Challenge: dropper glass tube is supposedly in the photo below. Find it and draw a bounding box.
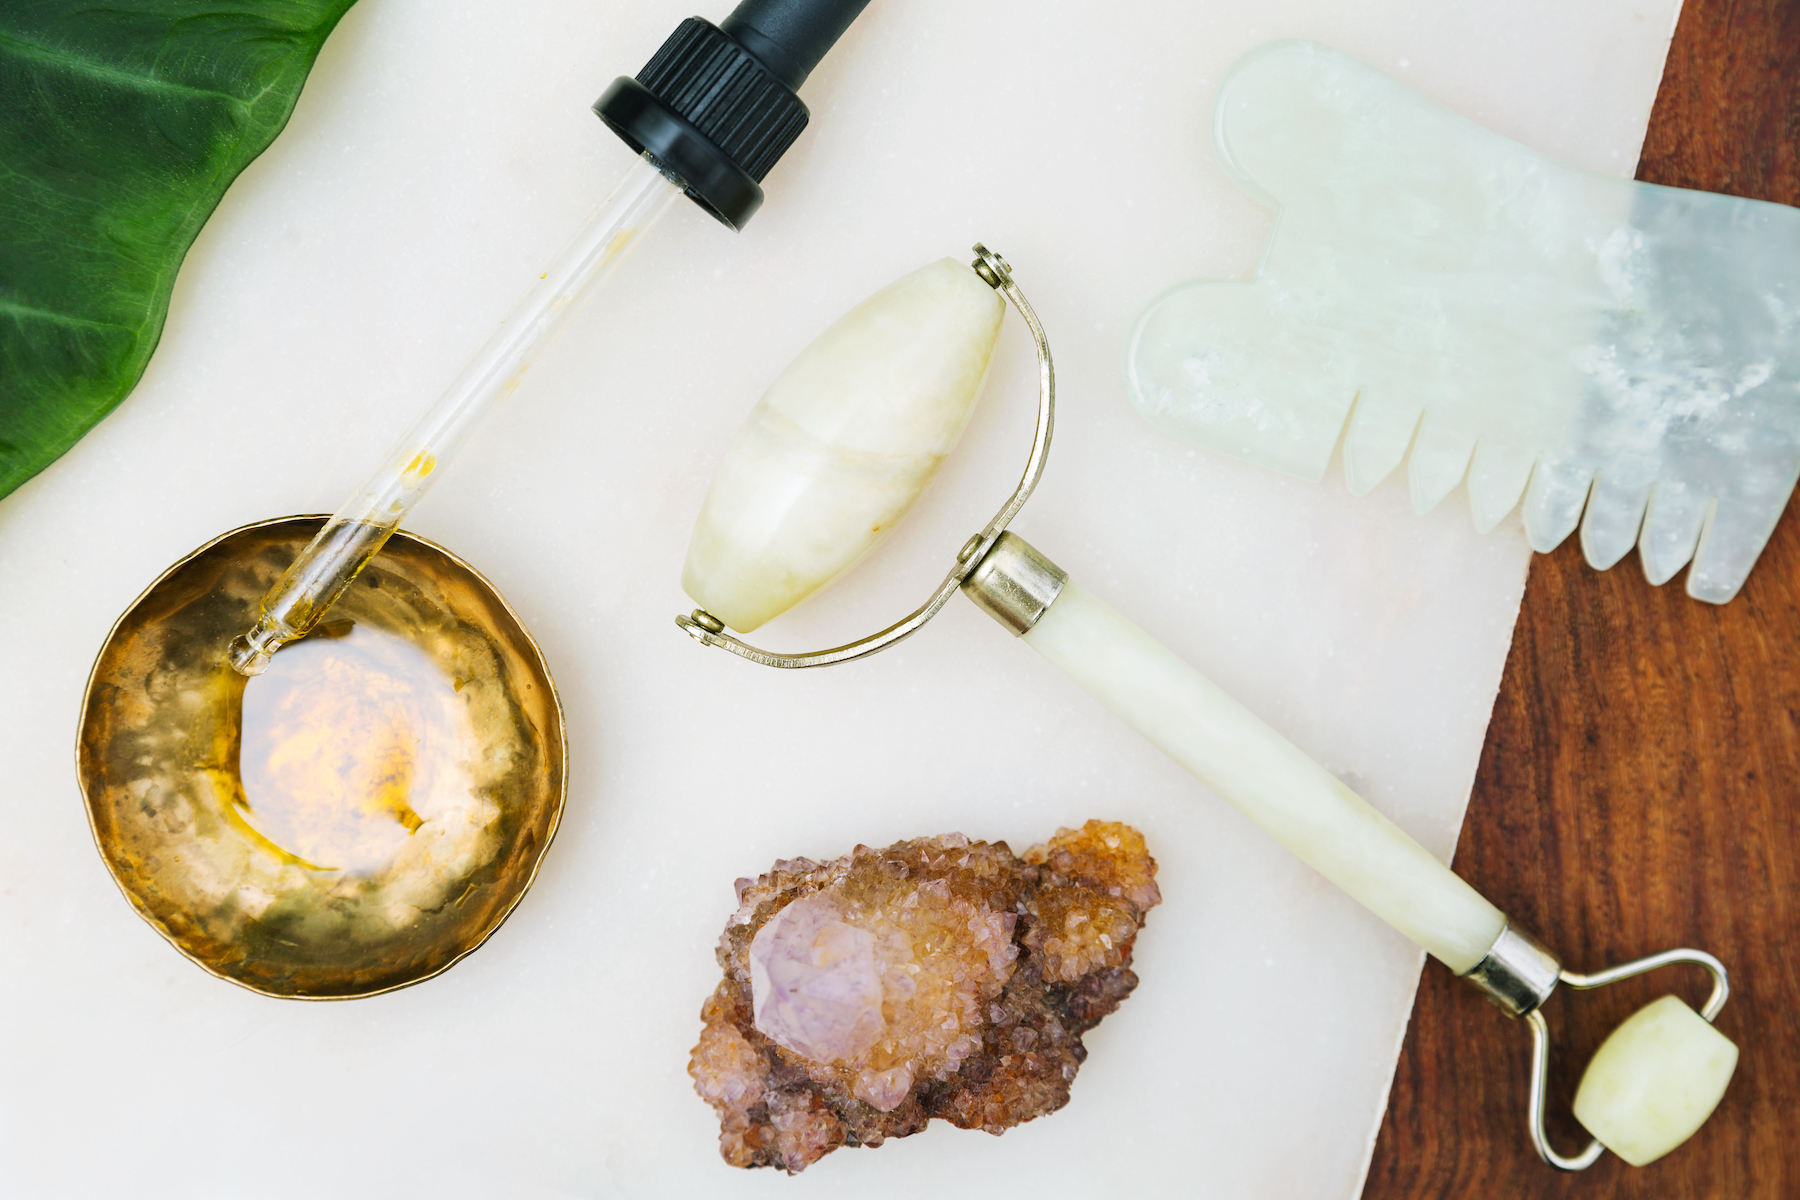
[228,152,684,675]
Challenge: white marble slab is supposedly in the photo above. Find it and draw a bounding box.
[0,1,1677,1196]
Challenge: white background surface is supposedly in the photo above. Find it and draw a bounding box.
[0,1,1677,1196]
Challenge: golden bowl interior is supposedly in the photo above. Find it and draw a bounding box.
[77,517,566,999]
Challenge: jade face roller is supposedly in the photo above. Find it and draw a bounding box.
[676,246,1739,1170]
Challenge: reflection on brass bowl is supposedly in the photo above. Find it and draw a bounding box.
[77,517,566,999]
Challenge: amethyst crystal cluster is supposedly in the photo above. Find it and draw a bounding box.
[689,821,1161,1172]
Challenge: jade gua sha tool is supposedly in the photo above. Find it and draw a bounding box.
[74,0,873,999]
[1126,41,1800,605]
[675,246,1739,1170]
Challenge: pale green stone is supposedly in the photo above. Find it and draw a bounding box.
[683,258,1004,632]
[1572,995,1738,1167]
[1126,40,1800,603]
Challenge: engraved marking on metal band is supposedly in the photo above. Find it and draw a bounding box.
[1460,921,1562,1018]
[961,531,1067,636]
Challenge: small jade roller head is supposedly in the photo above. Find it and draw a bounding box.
[683,257,1006,632]
[1573,994,1738,1167]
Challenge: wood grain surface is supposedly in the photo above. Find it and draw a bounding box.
[1363,1,1800,1195]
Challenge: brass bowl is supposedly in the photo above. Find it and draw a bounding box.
[77,517,566,999]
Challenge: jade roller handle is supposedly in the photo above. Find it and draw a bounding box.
[963,531,1504,972]
[962,530,1738,1170]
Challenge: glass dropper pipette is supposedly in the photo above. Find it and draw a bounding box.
[226,0,874,676]
[228,153,682,674]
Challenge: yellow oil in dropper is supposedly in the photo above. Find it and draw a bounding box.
[203,155,679,880]
[228,153,684,675]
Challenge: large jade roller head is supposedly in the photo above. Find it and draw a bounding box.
[676,244,1055,666]
[674,246,1738,1170]
[683,257,1006,633]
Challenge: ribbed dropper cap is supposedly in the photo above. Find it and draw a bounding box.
[593,0,873,230]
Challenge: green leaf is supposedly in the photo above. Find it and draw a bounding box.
[0,1,356,500]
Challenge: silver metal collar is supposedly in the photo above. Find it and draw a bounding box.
[961,532,1066,636]
[1460,921,1561,1018]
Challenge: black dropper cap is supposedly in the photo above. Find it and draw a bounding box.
[593,0,873,231]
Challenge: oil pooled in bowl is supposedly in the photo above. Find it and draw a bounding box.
[234,619,479,875]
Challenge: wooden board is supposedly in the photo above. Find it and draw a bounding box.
[1364,1,1800,1192]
